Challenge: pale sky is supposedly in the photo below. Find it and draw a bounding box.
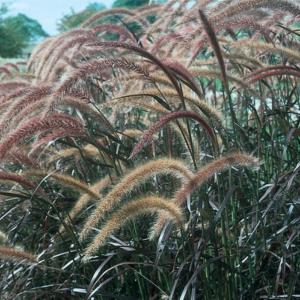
[6,0,116,36]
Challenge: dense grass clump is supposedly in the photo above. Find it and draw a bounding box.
[0,0,300,299]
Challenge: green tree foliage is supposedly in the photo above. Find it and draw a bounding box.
[56,2,106,33]
[0,3,8,17]
[0,12,48,58]
[112,0,149,9]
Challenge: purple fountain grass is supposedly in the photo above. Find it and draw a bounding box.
[44,58,150,116]
[0,172,41,192]
[0,246,38,265]
[60,174,115,233]
[150,32,177,54]
[80,158,193,239]
[27,37,55,73]
[0,66,12,78]
[212,0,300,23]
[163,60,204,100]
[61,94,112,132]
[85,40,184,104]
[7,101,46,137]
[125,6,161,27]
[188,34,208,67]
[188,16,273,67]
[30,129,90,154]
[161,0,191,33]
[43,34,98,81]
[91,23,137,44]
[23,171,102,201]
[174,153,260,206]
[246,69,300,84]
[244,65,300,79]
[164,35,185,58]
[0,86,40,106]
[2,62,19,72]
[4,149,40,168]
[0,80,29,97]
[150,153,260,238]
[71,47,109,63]
[198,10,228,94]
[144,0,178,37]
[0,113,86,160]
[215,17,272,43]
[16,61,27,66]
[130,110,217,158]
[229,39,300,63]
[0,85,53,136]
[35,29,91,79]
[83,196,184,261]
[80,8,145,29]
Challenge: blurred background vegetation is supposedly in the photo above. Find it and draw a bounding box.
[0,0,166,58]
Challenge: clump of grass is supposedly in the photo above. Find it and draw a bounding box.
[0,1,300,299]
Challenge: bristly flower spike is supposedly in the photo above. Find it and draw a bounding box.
[130,111,218,158]
[198,9,228,94]
[82,197,184,261]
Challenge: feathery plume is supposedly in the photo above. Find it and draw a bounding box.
[150,153,260,238]
[30,129,89,154]
[0,86,41,105]
[0,113,85,159]
[188,16,273,66]
[144,0,178,36]
[60,174,116,232]
[27,37,55,72]
[229,40,300,62]
[45,143,110,165]
[22,171,102,200]
[0,66,12,77]
[16,61,27,66]
[98,97,170,118]
[60,93,112,131]
[0,246,38,265]
[212,0,300,23]
[244,65,300,79]
[120,129,158,140]
[82,9,134,28]
[81,8,148,29]
[35,29,89,79]
[86,40,184,104]
[0,80,29,96]
[5,101,47,138]
[163,60,204,100]
[150,32,181,55]
[45,58,150,116]
[130,111,217,158]
[0,172,40,191]
[80,158,193,239]
[114,88,223,125]
[0,85,53,136]
[246,69,300,84]
[83,197,184,260]
[2,62,19,72]
[198,10,228,93]
[43,34,97,81]
[3,149,40,168]
[91,23,137,43]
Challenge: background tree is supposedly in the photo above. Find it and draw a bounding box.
[112,0,149,9]
[56,2,106,33]
[0,3,8,18]
[0,10,48,58]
